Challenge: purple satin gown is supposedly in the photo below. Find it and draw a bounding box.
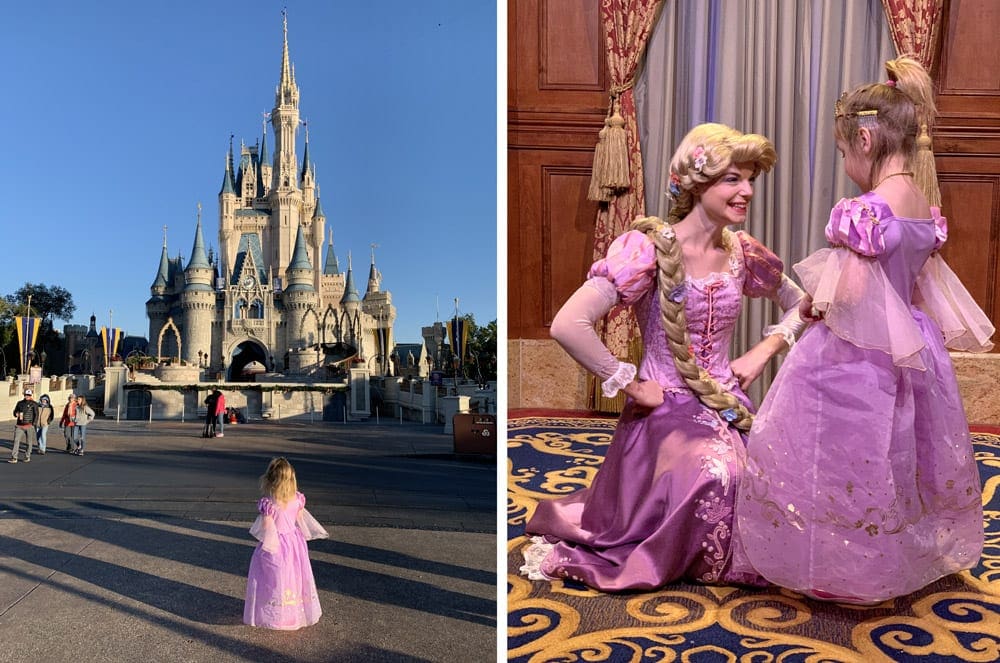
[738,193,988,603]
[524,230,786,591]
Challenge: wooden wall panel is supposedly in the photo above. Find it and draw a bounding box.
[509,151,598,338]
[938,177,1000,319]
[932,0,1000,344]
[509,0,607,341]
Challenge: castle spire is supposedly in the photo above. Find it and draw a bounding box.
[300,121,311,181]
[275,8,299,108]
[364,243,380,299]
[323,227,340,275]
[220,146,236,196]
[186,203,211,269]
[151,226,170,289]
[288,224,312,271]
[341,251,361,305]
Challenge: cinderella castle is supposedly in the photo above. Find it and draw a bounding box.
[146,15,395,381]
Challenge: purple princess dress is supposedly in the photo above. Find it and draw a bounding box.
[244,491,329,629]
[737,192,994,603]
[522,229,803,591]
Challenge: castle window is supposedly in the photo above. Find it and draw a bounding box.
[235,298,248,319]
[249,299,264,319]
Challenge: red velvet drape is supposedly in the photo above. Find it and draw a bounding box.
[589,0,664,410]
[880,0,946,71]
[880,0,946,206]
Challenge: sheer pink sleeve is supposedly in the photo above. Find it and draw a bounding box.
[586,230,657,305]
[824,197,886,256]
[549,230,657,397]
[550,280,635,395]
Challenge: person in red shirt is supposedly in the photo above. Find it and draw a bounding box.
[214,389,227,438]
[60,393,77,453]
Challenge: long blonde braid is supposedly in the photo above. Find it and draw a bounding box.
[631,217,755,430]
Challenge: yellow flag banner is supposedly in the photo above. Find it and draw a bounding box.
[15,316,40,374]
[100,326,124,365]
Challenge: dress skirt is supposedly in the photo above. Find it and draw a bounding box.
[524,391,765,591]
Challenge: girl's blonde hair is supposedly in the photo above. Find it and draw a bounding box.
[635,123,777,431]
[834,56,935,187]
[260,457,297,504]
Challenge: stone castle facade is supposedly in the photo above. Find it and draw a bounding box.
[146,16,395,380]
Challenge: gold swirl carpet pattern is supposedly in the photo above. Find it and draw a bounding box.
[507,416,1000,663]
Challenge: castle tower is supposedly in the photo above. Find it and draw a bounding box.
[146,227,172,345]
[181,206,215,366]
[145,11,397,384]
[284,224,318,349]
[267,11,304,285]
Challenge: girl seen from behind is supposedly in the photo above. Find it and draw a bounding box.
[737,56,995,605]
[244,457,329,629]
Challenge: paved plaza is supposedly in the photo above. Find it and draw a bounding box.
[0,417,497,663]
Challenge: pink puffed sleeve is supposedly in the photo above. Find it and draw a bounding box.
[248,497,280,553]
[824,197,886,256]
[737,232,784,298]
[931,207,947,249]
[587,229,657,305]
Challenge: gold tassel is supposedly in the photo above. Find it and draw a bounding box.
[602,109,630,191]
[587,120,612,202]
[588,332,644,414]
[912,123,942,208]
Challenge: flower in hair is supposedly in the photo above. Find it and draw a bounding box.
[692,145,707,173]
[668,172,682,198]
[720,408,738,423]
[667,283,687,304]
[885,79,896,87]
[658,224,676,240]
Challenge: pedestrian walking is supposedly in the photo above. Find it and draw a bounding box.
[35,394,54,455]
[72,395,95,455]
[10,389,40,464]
[60,393,77,452]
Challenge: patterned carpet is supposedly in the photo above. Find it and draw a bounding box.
[507,415,1000,663]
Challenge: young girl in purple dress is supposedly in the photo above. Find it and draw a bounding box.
[737,57,994,605]
[244,457,329,629]
[521,123,807,591]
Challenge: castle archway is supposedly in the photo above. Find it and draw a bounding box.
[228,340,269,382]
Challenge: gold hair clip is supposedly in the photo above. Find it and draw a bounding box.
[856,109,879,129]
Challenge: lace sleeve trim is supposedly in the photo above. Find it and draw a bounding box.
[601,361,637,398]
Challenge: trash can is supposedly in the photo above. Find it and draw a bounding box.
[452,413,496,455]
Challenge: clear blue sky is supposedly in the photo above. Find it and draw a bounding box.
[1,1,498,345]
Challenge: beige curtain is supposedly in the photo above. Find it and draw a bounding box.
[637,0,895,404]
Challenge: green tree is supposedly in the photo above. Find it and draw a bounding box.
[462,315,497,383]
[1,283,76,375]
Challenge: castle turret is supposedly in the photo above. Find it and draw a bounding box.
[322,225,338,275]
[146,229,172,345]
[181,206,215,366]
[283,224,317,350]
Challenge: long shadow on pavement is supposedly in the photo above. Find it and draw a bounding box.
[2,505,495,626]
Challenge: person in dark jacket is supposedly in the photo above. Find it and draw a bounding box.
[10,389,40,463]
